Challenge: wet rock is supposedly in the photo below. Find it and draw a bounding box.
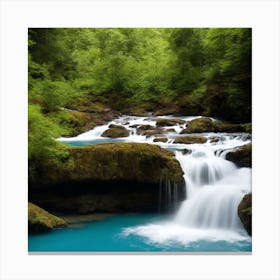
[153,137,168,143]
[164,128,176,133]
[180,117,214,133]
[226,144,252,167]
[181,149,191,155]
[214,121,245,133]
[101,125,129,138]
[129,124,139,128]
[174,136,207,144]
[238,193,252,235]
[210,137,220,143]
[136,124,156,134]
[156,118,186,127]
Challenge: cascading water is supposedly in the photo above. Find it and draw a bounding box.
[174,149,250,231]
[58,114,252,248]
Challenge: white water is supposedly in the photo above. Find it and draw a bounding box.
[58,115,252,246]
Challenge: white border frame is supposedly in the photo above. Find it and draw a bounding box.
[1,0,280,279]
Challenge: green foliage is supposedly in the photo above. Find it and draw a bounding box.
[28,104,68,160]
[28,28,251,179]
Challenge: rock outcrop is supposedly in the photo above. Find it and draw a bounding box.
[180,117,214,133]
[28,202,67,233]
[156,118,186,127]
[153,137,168,143]
[174,136,207,144]
[29,143,185,214]
[101,124,129,138]
[226,144,252,167]
[238,193,252,235]
[180,118,247,134]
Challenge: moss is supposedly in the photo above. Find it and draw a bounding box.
[153,137,168,143]
[36,143,184,186]
[101,126,129,138]
[136,125,156,134]
[213,121,245,133]
[28,202,67,233]
[238,193,252,235]
[174,136,207,144]
[241,123,252,134]
[180,117,213,134]
[226,143,252,167]
[156,118,186,127]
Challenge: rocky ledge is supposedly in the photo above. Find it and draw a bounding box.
[226,144,252,167]
[29,143,185,214]
[28,202,67,233]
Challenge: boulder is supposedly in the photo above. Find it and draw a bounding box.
[174,136,207,144]
[181,149,191,155]
[153,137,168,143]
[226,144,252,167]
[214,121,245,133]
[210,137,220,143]
[238,193,252,235]
[156,118,186,127]
[180,117,214,133]
[136,124,157,135]
[60,109,120,137]
[164,128,176,133]
[101,125,129,138]
[136,125,165,137]
[30,143,185,213]
[28,202,67,233]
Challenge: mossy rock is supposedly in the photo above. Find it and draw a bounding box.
[136,125,157,135]
[238,193,252,235]
[61,109,119,137]
[30,143,185,214]
[213,121,245,133]
[226,143,252,167]
[174,136,207,144]
[153,137,168,143]
[180,117,214,133]
[156,118,186,127]
[241,123,252,134]
[36,143,184,187]
[210,137,220,143]
[101,125,129,138]
[28,202,67,233]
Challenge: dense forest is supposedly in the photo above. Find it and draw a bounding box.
[28,28,251,180]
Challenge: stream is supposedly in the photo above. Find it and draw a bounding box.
[29,115,252,252]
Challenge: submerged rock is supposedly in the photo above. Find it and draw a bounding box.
[156,118,186,127]
[174,136,207,144]
[238,193,252,235]
[28,202,67,233]
[101,125,129,138]
[226,144,252,167]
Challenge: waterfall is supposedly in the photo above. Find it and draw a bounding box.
[174,149,251,230]
[58,114,252,246]
[158,177,181,213]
